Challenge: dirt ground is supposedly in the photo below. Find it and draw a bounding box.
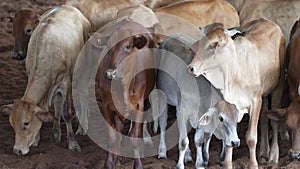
[1,0,300,168]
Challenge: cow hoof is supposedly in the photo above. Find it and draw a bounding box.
[52,129,61,143]
[143,137,153,146]
[69,142,81,152]
[76,126,87,135]
[184,155,193,163]
[176,163,184,169]
[158,152,167,159]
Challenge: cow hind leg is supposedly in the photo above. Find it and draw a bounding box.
[158,106,168,159]
[176,114,189,169]
[52,96,62,143]
[259,97,270,162]
[268,120,279,163]
[63,100,81,152]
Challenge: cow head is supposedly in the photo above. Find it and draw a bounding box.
[105,30,152,80]
[1,100,55,155]
[199,100,240,147]
[266,104,300,160]
[12,10,39,60]
[187,23,237,80]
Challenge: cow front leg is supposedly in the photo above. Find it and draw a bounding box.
[194,128,206,168]
[220,139,226,166]
[246,97,262,169]
[129,102,145,169]
[224,146,233,169]
[32,132,40,147]
[176,114,189,169]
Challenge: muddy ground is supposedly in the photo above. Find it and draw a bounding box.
[0,0,300,168]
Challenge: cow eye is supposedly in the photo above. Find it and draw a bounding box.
[123,45,132,53]
[24,122,30,127]
[25,28,33,35]
[219,116,224,122]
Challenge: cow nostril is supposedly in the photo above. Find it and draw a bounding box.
[231,141,240,147]
[188,66,194,73]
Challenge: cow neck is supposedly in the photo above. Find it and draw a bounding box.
[22,76,51,110]
[220,40,251,112]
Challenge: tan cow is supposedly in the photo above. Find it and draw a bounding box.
[187,18,285,168]
[226,0,300,43]
[1,5,91,155]
[64,0,182,32]
[154,0,240,38]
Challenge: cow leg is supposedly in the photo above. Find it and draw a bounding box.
[62,94,81,152]
[32,132,40,147]
[224,146,233,169]
[52,96,62,143]
[268,120,279,163]
[259,97,270,161]
[246,96,262,169]
[158,105,168,159]
[176,113,189,169]
[129,101,144,169]
[194,128,206,168]
[114,115,124,166]
[220,139,226,166]
[102,106,117,169]
[74,71,90,135]
[202,136,212,166]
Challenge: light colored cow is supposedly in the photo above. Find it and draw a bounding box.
[1,5,91,155]
[226,0,300,43]
[156,34,240,169]
[65,0,181,32]
[154,0,240,38]
[187,18,285,168]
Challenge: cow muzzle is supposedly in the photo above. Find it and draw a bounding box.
[105,69,119,80]
[13,146,29,156]
[12,50,26,60]
[187,65,202,77]
[288,149,300,160]
[230,140,240,147]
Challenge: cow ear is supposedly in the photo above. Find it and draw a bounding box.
[133,35,147,49]
[0,104,14,116]
[33,106,55,122]
[199,107,216,126]
[266,109,286,121]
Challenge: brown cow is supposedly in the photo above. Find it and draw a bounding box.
[267,19,300,160]
[91,19,156,169]
[12,9,41,60]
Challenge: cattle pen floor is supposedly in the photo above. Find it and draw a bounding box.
[0,0,300,168]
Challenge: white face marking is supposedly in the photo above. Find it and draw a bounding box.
[224,29,241,37]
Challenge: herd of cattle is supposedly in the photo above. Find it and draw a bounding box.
[1,0,300,169]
